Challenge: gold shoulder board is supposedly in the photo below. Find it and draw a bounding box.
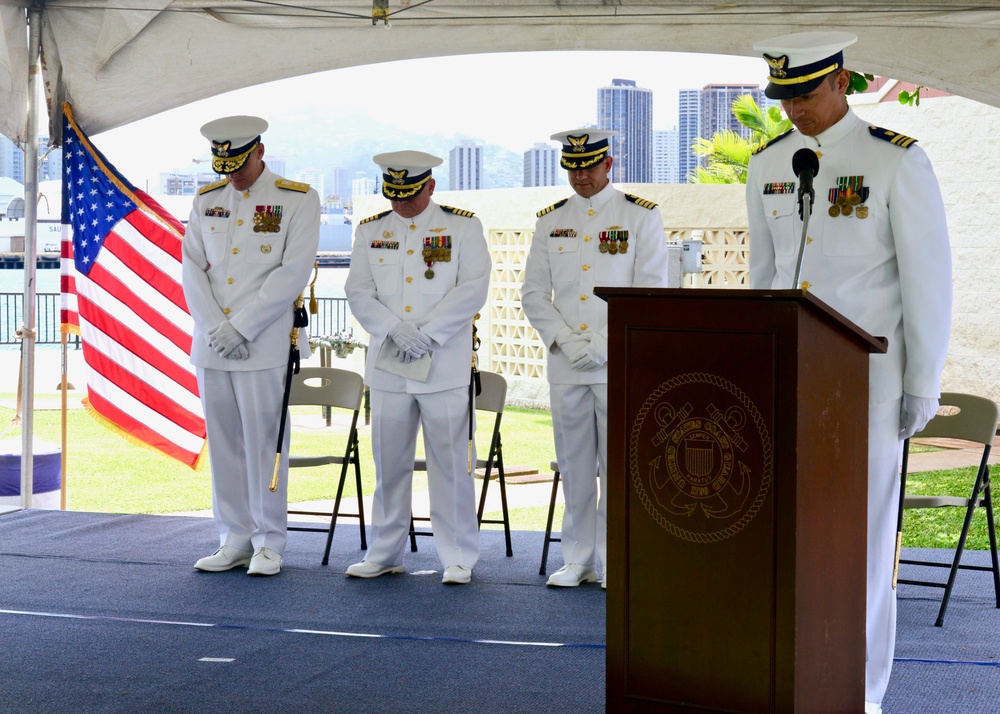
[625,194,658,210]
[440,205,475,218]
[752,129,794,155]
[536,198,569,218]
[276,179,310,192]
[359,210,393,225]
[198,177,229,195]
[868,126,918,148]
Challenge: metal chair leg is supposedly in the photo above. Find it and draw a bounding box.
[540,463,561,576]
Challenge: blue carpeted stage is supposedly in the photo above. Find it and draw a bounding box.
[1,509,998,712]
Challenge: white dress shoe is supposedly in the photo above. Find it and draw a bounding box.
[864,703,883,714]
[194,546,253,572]
[345,560,405,578]
[601,572,607,590]
[247,547,282,576]
[546,563,600,587]
[442,565,472,584]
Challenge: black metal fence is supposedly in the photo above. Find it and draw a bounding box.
[0,292,352,346]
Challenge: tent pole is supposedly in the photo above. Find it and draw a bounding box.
[19,6,42,509]
[60,334,68,510]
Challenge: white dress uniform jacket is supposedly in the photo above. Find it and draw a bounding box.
[183,165,321,370]
[746,108,952,706]
[346,201,491,393]
[521,181,672,383]
[746,109,951,404]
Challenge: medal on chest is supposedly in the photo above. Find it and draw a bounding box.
[827,177,870,219]
[254,205,283,233]
[599,227,629,255]
[422,233,452,279]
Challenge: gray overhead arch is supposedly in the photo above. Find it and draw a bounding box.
[0,1,998,143]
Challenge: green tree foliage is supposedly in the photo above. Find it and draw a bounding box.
[689,94,791,185]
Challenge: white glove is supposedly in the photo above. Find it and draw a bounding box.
[208,320,246,359]
[226,343,250,361]
[570,333,609,372]
[899,393,939,440]
[389,321,432,357]
[394,346,422,364]
[553,327,589,360]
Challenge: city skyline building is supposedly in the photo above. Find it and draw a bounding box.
[677,89,701,184]
[701,84,769,142]
[352,173,377,204]
[295,168,325,201]
[676,83,770,182]
[523,142,559,188]
[267,158,287,178]
[0,134,62,185]
[652,129,679,184]
[449,141,483,191]
[597,78,653,183]
[329,167,349,201]
[160,172,218,196]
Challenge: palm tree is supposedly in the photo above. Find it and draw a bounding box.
[689,94,792,185]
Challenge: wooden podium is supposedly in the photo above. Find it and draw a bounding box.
[598,288,887,714]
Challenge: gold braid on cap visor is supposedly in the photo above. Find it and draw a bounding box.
[560,147,608,170]
[382,174,431,200]
[211,142,257,174]
[769,62,840,85]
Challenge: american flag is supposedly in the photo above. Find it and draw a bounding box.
[59,103,207,468]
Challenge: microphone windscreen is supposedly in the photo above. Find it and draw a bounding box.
[792,148,820,177]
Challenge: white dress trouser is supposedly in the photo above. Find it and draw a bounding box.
[550,382,608,571]
[198,366,289,554]
[366,386,480,569]
[866,397,905,705]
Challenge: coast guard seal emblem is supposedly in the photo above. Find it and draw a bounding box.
[630,372,772,543]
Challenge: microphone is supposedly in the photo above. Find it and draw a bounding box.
[792,148,819,219]
[791,148,819,289]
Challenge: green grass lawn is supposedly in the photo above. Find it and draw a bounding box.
[0,398,560,529]
[3,394,992,547]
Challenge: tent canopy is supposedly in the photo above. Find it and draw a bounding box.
[1,1,999,144]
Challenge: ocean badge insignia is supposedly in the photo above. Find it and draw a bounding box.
[629,373,773,543]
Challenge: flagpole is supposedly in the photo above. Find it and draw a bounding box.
[60,334,68,510]
[19,7,42,509]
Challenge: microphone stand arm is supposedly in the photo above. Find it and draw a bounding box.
[792,192,813,290]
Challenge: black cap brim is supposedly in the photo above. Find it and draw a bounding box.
[764,74,829,100]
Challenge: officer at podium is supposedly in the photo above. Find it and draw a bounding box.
[746,32,952,714]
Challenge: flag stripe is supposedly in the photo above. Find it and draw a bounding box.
[73,266,195,388]
[77,299,201,404]
[78,331,205,440]
[88,238,193,352]
[85,391,201,467]
[116,211,186,295]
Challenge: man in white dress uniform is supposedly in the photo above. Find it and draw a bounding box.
[522,129,671,589]
[183,115,320,576]
[344,151,491,585]
[745,32,952,713]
